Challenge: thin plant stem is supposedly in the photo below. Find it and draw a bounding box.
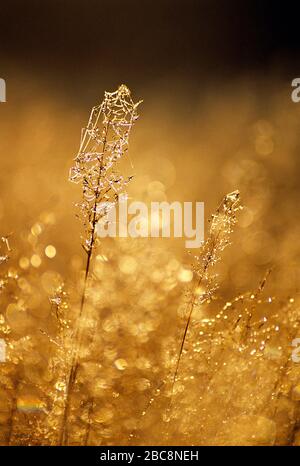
[59,123,109,446]
[59,86,140,445]
[168,192,240,416]
[170,234,219,404]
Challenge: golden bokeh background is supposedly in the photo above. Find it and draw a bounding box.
[1,75,299,294]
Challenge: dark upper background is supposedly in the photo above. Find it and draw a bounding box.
[0,0,299,95]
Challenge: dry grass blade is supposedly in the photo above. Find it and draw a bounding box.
[170,191,241,404]
[60,85,141,445]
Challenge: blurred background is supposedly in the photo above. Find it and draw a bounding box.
[0,0,300,295]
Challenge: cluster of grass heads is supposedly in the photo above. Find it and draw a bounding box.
[0,85,299,446]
